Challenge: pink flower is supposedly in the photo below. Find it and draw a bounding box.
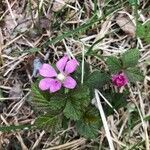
[39,55,78,93]
[112,72,128,87]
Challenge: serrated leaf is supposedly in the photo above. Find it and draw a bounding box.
[106,56,122,73]
[121,49,139,68]
[63,100,82,120]
[76,121,99,139]
[71,86,90,104]
[104,92,128,116]
[83,106,100,124]
[111,93,128,109]
[35,115,61,130]
[32,84,49,102]
[32,84,66,114]
[125,67,144,82]
[76,106,101,139]
[48,96,67,113]
[63,86,90,120]
[31,84,50,111]
[136,22,150,44]
[87,71,110,90]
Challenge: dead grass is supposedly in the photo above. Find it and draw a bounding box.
[0,0,149,149]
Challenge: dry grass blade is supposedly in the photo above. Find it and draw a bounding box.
[43,138,86,150]
[0,28,4,65]
[137,85,150,150]
[1,34,22,50]
[32,131,45,150]
[5,0,17,26]
[95,89,115,150]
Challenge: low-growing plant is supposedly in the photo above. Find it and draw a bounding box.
[32,48,144,139]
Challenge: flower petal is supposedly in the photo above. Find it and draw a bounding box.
[49,79,62,93]
[39,64,57,77]
[63,76,77,89]
[112,72,128,87]
[56,55,68,72]
[39,78,53,91]
[65,59,78,74]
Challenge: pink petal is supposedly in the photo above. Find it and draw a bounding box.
[56,55,68,72]
[39,78,53,91]
[112,72,128,87]
[65,59,78,74]
[49,79,62,93]
[63,76,77,89]
[112,74,118,82]
[39,64,57,77]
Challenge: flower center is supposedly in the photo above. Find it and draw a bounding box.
[57,73,66,81]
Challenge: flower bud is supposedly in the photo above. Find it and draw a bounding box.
[112,72,128,87]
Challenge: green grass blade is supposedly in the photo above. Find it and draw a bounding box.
[0,124,32,132]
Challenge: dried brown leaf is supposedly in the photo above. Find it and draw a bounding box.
[116,14,135,37]
[52,0,75,12]
[9,83,23,100]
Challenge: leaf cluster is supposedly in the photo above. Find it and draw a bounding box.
[31,49,144,139]
[106,48,144,82]
[32,63,128,139]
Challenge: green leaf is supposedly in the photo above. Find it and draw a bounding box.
[104,92,128,116]
[63,100,82,120]
[121,49,139,68]
[35,114,61,130]
[76,121,99,139]
[32,84,66,114]
[76,106,101,139]
[128,0,138,5]
[63,86,90,120]
[70,86,90,104]
[48,96,67,113]
[87,71,110,90]
[31,84,50,111]
[136,21,150,44]
[73,61,90,83]
[32,84,49,102]
[106,56,122,73]
[111,93,128,109]
[0,124,32,132]
[125,67,144,82]
[137,23,145,37]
